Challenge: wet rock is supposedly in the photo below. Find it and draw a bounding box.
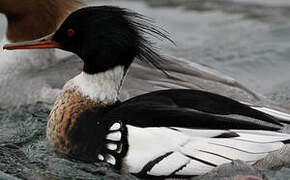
[0,144,38,179]
[0,171,21,180]
[191,160,262,180]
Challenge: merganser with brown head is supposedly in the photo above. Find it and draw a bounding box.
[0,0,82,42]
[4,6,290,178]
[0,0,83,107]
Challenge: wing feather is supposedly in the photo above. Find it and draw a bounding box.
[251,106,290,123]
[175,159,215,175]
[118,89,282,126]
[183,141,269,162]
[171,128,232,138]
[233,130,290,137]
[234,133,290,143]
[124,125,289,177]
[108,89,282,130]
[148,152,190,176]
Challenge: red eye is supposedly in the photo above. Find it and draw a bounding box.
[67,29,75,37]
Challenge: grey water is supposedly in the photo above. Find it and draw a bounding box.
[1,0,290,179]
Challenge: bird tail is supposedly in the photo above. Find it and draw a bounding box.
[250,106,290,124]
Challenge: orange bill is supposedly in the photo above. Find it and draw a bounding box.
[3,33,62,50]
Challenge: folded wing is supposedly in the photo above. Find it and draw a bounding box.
[124,126,290,178]
[108,89,283,130]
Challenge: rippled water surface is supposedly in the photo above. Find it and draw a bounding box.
[1,0,290,179]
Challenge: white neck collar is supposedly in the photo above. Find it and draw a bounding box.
[66,66,125,104]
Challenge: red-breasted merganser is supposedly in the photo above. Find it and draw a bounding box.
[0,0,290,126]
[0,0,83,107]
[1,0,255,108]
[4,6,290,178]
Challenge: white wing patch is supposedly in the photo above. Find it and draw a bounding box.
[208,139,284,153]
[110,122,122,131]
[235,134,289,143]
[233,130,290,137]
[184,141,268,162]
[123,126,185,174]
[171,128,231,138]
[124,125,290,177]
[175,159,214,175]
[106,131,122,141]
[148,152,189,176]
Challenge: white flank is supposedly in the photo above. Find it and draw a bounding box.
[175,159,214,175]
[123,126,185,174]
[123,125,290,177]
[0,38,62,107]
[148,152,189,176]
[64,66,125,104]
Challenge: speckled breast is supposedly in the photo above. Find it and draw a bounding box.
[47,88,105,154]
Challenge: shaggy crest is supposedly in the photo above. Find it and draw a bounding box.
[58,6,174,75]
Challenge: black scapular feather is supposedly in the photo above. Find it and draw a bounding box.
[104,89,282,130]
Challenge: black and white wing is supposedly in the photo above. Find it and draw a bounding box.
[123,126,290,178]
[108,89,285,130]
[100,89,290,178]
[250,105,290,124]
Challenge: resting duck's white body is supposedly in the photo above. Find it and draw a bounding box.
[0,0,83,107]
[0,38,60,106]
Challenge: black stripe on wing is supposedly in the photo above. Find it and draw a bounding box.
[132,152,196,179]
[136,151,174,177]
[131,107,279,130]
[106,91,281,130]
[132,151,218,179]
[133,89,281,125]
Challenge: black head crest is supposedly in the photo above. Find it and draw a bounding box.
[52,6,174,74]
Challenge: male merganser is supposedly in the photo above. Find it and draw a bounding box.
[0,0,290,126]
[0,0,83,107]
[4,6,290,178]
[0,0,257,108]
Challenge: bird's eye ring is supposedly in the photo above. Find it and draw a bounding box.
[67,29,75,37]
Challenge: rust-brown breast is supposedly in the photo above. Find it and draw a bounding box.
[47,88,106,154]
